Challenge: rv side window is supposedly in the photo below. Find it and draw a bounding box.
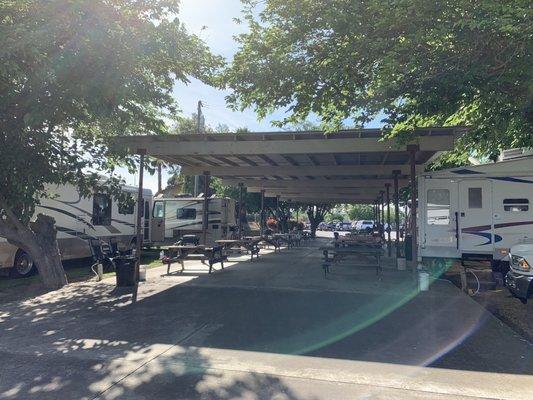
[177,208,196,220]
[468,188,482,209]
[92,194,112,225]
[503,198,529,212]
[118,197,135,215]
[427,189,450,225]
[153,202,164,218]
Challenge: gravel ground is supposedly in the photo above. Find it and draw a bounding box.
[473,288,533,344]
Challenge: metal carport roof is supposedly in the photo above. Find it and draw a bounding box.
[112,127,466,203]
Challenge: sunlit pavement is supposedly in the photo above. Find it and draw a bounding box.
[0,235,531,399]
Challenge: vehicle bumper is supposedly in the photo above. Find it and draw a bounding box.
[505,270,533,299]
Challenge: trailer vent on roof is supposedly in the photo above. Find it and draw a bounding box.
[500,148,533,161]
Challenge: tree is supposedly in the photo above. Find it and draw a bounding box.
[0,0,221,289]
[347,204,374,221]
[306,204,332,237]
[225,0,532,157]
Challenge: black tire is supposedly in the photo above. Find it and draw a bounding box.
[10,250,36,278]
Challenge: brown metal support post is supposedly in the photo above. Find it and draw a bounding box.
[407,144,419,270]
[135,150,146,283]
[238,182,244,239]
[260,189,265,236]
[202,171,210,245]
[380,191,385,239]
[385,183,392,257]
[393,170,401,258]
[375,199,379,229]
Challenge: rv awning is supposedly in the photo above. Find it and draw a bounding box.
[111,127,466,203]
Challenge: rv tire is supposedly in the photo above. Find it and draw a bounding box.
[10,250,36,278]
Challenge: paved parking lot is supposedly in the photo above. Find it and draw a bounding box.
[0,237,531,399]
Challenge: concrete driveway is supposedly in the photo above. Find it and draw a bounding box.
[0,237,531,399]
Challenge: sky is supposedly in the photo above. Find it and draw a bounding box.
[122,0,381,191]
[122,0,286,190]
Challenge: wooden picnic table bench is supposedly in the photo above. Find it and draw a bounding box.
[251,235,282,252]
[164,244,227,274]
[216,238,260,261]
[319,245,384,279]
[272,233,294,249]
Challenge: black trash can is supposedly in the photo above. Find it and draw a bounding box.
[115,256,137,287]
[405,234,413,261]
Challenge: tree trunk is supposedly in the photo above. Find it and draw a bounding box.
[0,210,68,290]
[29,214,68,289]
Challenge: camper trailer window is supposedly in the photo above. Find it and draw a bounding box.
[468,188,482,209]
[427,189,450,225]
[92,194,112,225]
[153,201,164,218]
[118,198,134,215]
[503,198,529,212]
[177,208,196,220]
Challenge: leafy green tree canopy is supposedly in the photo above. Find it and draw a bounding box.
[0,0,222,288]
[225,0,532,157]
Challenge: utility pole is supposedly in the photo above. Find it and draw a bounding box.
[194,100,203,196]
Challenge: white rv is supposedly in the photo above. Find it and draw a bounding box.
[0,183,152,277]
[418,155,533,271]
[150,196,236,245]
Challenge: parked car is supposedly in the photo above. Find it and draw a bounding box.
[355,220,374,232]
[505,242,533,303]
[338,221,352,231]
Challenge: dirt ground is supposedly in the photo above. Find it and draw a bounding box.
[0,250,161,304]
[443,269,533,344]
[473,288,533,344]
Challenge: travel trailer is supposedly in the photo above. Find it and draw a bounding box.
[418,155,533,272]
[0,183,152,277]
[150,196,237,245]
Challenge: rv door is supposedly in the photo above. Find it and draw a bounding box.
[458,180,494,253]
[151,200,165,242]
[423,179,459,257]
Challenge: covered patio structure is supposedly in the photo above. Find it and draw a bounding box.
[112,127,466,268]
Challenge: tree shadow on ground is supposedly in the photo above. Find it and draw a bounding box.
[0,282,317,400]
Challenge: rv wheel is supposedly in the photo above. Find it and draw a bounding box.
[11,251,36,278]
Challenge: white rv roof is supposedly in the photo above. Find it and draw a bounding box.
[423,156,533,178]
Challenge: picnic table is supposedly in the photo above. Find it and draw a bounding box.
[253,235,282,253]
[333,235,382,248]
[163,244,227,274]
[216,238,261,261]
[319,245,384,279]
[272,233,295,249]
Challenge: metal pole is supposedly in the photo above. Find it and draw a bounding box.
[407,144,419,269]
[380,191,385,239]
[202,171,210,245]
[260,189,265,236]
[375,200,379,230]
[238,182,244,239]
[393,170,401,258]
[135,150,146,282]
[194,100,203,196]
[157,163,162,194]
[386,183,391,257]
[275,195,280,233]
